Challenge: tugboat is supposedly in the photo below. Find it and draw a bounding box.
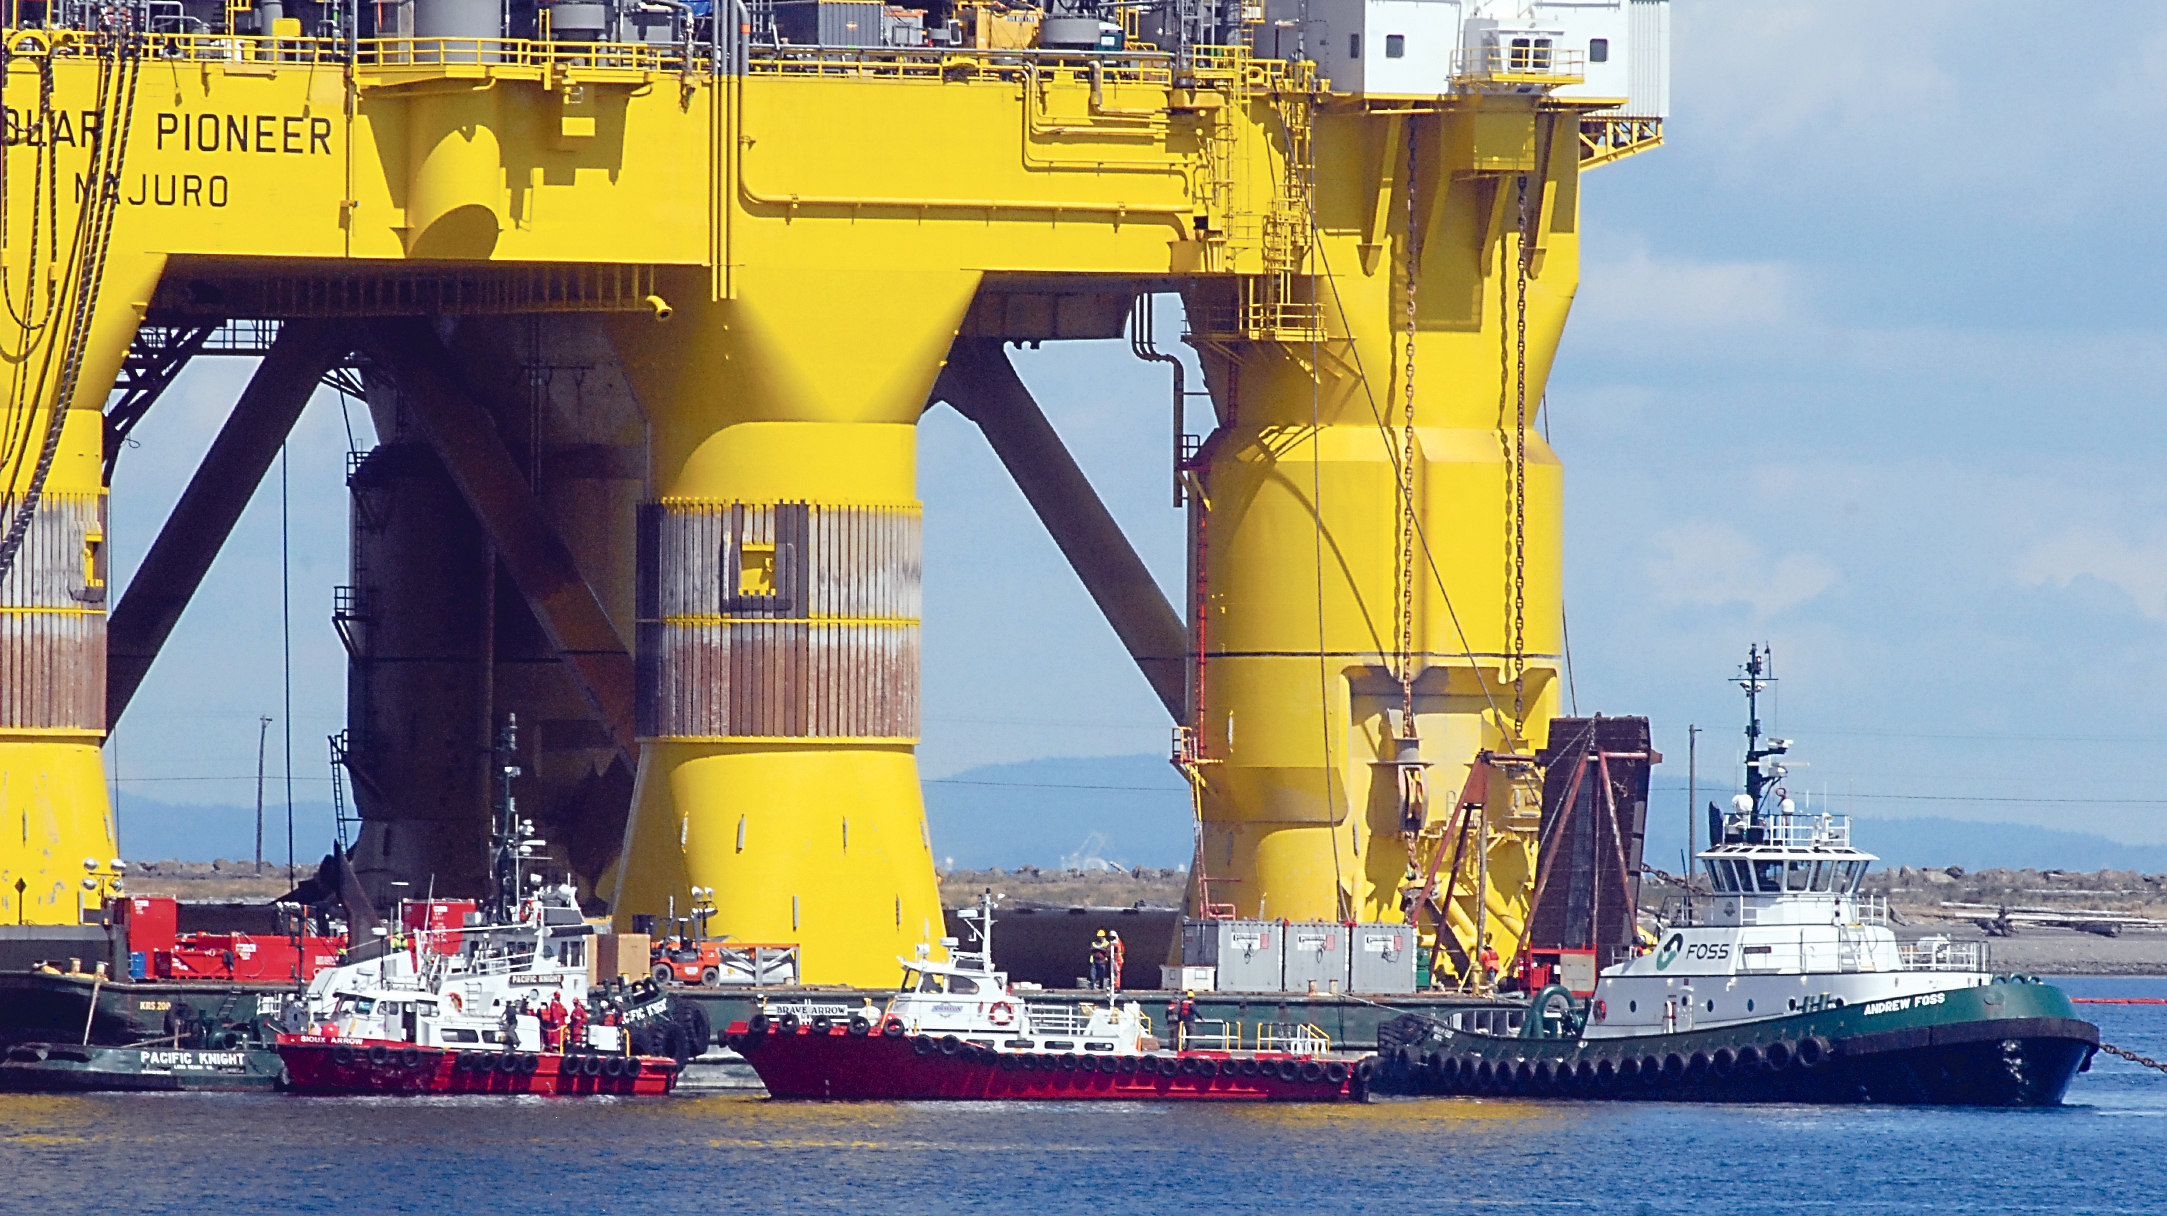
[726,892,1372,1101]
[274,719,690,1096]
[1374,646,2099,1105]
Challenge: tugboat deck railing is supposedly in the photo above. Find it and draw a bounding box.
[1898,939,1991,972]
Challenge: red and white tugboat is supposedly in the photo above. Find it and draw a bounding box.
[727,893,1373,1101]
[276,719,687,1096]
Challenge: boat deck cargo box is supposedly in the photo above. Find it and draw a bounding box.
[1161,964,1216,992]
[595,933,651,981]
[1282,921,1346,993]
[1348,923,1416,993]
[1180,919,1281,991]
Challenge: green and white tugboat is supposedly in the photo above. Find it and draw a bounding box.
[1376,647,2100,1106]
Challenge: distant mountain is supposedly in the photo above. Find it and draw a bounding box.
[115,793,341,864]
[116,755,2164,878]
[1640,808,2167,876]
[924,754,1193,872]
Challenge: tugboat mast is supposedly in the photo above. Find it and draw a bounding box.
[1738,644,1788,823]
[488,715,526,921]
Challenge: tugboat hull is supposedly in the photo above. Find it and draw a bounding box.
[1375,980,2097,1106]
[275,1036,681,1096]
[728,1022,1369,1102]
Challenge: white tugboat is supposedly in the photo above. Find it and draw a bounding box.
[726,892,1371,1101]
[1375,647,2098,1105]
[275,718,694,1095]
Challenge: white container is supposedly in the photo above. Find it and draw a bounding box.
[1161,965,1217,992]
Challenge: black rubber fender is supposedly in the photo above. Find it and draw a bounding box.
[938,1034,963,1056]
[777,1012,801,1034]
[881,1020,905,1039]
[1276,1058,1300,1083]
[1324,1061,1349,1085]
[847,1015,872,1037]
[400,1047,422,1069]
[1711,1047,1737,1077]
[1797,1035,1831,1069]
[911,1035,937,1056]
[810,1015,834,1034]
[1764,1040,1793,1071]
[1300,1059,1326,1084]
[518,1053,541,1075]
[367,1045,390,1066]
[331,1045,354,1066]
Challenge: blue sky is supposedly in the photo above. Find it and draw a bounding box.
[106,1,2167,859]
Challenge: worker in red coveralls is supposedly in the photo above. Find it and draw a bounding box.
[568,999,590,1051]
[544,992,568,1052]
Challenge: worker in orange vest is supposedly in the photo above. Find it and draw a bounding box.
[1478,943,1501,989]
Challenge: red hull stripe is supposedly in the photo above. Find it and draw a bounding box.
[274,1036,679,1096]
[737,1033,1357,1102]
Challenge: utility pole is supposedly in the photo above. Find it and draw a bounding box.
[1686,724,1698,918]
[254,716,272,874]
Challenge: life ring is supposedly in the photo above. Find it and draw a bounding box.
[448,992,464,1013]
[1797,1035,1831,1069]
[1592,999,1607,1022]
[400,1048,422,1069]
[912,1035,937,1056]
[331,1045,354,1066]
[367,1045,390,1066]
[987,1001,1015,1027]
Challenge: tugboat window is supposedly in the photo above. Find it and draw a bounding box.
[1706,1000,1714,1013]
[1627,1001,1636,1013]
[1747,1000,1755,1012]
[1753,860,1784,892]
[1785,861,1813,892]
[947,975,981,995]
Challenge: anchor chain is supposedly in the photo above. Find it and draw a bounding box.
[2098,1042,2167,1075]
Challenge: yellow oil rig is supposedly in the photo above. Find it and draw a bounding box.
[0,0,1664,987]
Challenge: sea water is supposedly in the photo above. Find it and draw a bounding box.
[4,976,2164,1215]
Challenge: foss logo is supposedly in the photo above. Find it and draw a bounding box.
[1655,933,1684,971]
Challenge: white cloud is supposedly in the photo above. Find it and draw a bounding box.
[2017,529,2167,622]
[1644,521,1839,617]
[1575,246,1796,336]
